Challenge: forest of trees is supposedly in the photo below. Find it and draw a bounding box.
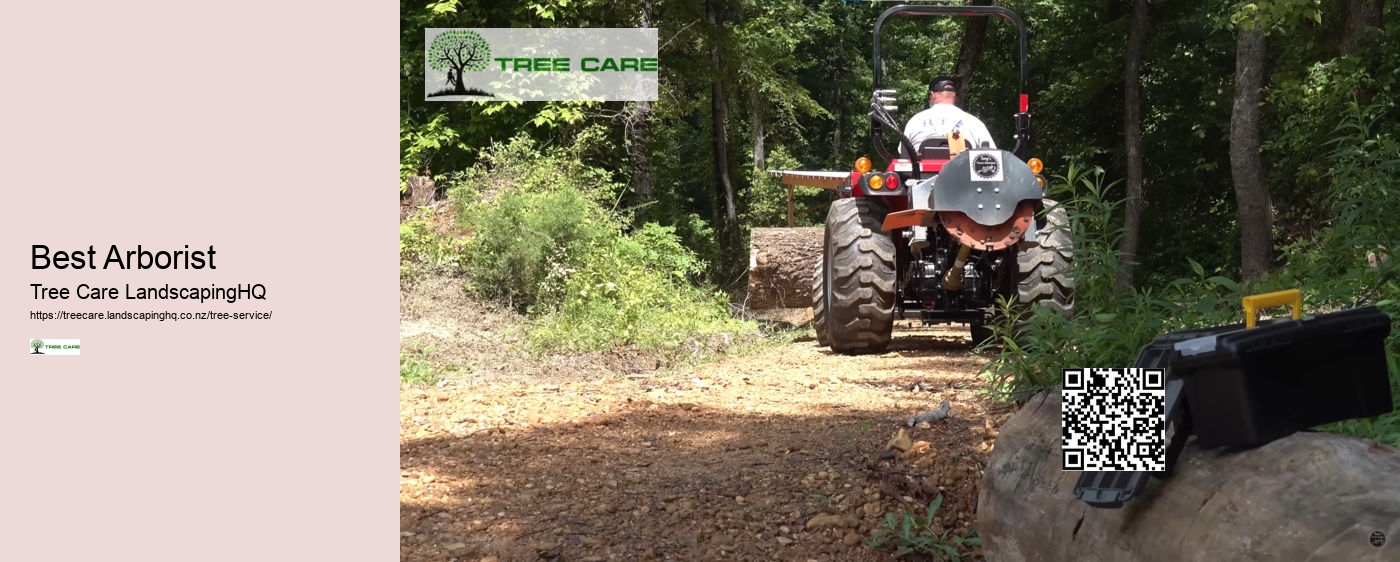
[403,0,1396,290]
[401,0,1399,443]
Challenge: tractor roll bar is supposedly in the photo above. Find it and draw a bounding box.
[871,4,1031,160]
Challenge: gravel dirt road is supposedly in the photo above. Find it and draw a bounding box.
[400,279,1013,561]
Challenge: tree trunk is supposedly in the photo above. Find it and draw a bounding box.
[1117,0,1149,292]
[978,390,1400,562]
[752,101,766,170]
[630,100,655,222]
[954,0,993,95]
[830,28,846,162]
[746,227,824,310]
[629,0,657,222]
[1339,0,1384,104]
[1340,0,1384,56]
[831,103,843,162]
[708,0,741,278]
[1229,28,1273,281]
[402,176,437,221]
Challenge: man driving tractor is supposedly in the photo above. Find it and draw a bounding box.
[903,75,996,150]
[903,75,996,250]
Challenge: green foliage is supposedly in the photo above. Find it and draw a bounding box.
[529,222,753,353]
[742,145,827,228]
[1273,102,1400,445]
[864,494,981,560]
[447,135,756,354]
[401,112,467,184]
[1228,0,1324,33]
[400,345,438,385]
[399,209,470,285]
[453,136,623,311]
[982,163,1253,400]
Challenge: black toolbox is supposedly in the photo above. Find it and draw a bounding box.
[1072,323,1247,507]
[1072,290,1395,508]
[1171,305,1394,448]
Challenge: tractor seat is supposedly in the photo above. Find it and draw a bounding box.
[898,138,953,160]
[919,138,951,160]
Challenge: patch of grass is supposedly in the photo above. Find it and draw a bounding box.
[400,345,438,385]
[865,493,980,560]
[400,207,469,286]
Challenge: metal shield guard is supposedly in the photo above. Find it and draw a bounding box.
[929,149,1042,226]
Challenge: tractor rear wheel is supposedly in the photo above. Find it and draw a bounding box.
[811,256,829,346]
[1015,198,1075,318]
[823,198,896,354]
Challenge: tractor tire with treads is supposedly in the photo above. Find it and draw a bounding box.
[1016,198,1074,318]
[823,198,896,354]
[811,256,829,347]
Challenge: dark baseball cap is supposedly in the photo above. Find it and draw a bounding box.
[929,75,957,94]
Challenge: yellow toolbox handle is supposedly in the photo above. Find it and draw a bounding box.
[1241,289,1302,328]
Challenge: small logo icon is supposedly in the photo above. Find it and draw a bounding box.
[424,29,658,102]
[970,150,1004,182]
[427,30,494,99]
[1371,530,1387,548]
[29,338,80,356]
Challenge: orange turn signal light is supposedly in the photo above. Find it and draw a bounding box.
[869,174,884,190]
[855,157,872,173]
[1027,158,1044,174]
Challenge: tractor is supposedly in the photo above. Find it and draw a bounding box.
[768,4,1073,354]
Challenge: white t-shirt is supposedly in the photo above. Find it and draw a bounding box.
[902,103,996,152]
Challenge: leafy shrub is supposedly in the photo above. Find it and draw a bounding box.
[529,223,751,353]
[451,136,625,312]
[460,187,618,312]
[444,134,756,355]
[399,208,469,285]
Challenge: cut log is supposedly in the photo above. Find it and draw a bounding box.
[978,389,1400,562]
[401,176,437,221]
[746,227,823,311]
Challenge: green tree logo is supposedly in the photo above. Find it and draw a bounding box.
[31,339,44,354]
[428,30,493,97]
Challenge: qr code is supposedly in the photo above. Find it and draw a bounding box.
[1061,368,1166,471]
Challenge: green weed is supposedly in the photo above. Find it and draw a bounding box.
[400,345,438,385]
[864,494,980,560]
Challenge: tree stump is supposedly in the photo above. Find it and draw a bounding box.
[746,227,823,311]
[401,176,437,221]
[978,389,1400,561]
